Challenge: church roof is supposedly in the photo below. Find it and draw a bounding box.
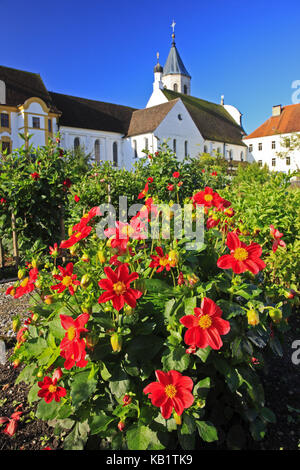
[244,103,300,139]
[127,99,179,137]
[163,43,191,78]
[49,92,137,134]
[0,65,58,112]
[163,89,247,146]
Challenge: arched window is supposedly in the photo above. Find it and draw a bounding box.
[133,140,137,159]
[74,137,80,150]
[240,151,244,161]
[173,139,176,154]
[183,84,188,95]
[94,140,100,162]
[173,83,178,92]
[184,140,188,157]
[203,145,208,153]
[144,138,149,150]
[113,142,118,166]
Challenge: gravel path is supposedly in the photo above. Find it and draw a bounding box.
[0,283,30,338]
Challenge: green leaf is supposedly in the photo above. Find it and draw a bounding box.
[162,345,190,372]
[64,421,90,450]
[126,424,165,450]
[89,411,115,435]
[27,382,40,404]
[196,420,218,442]
[26,337,48,357]
[109,368,131,399]
[36,399,61,420]
[213,357,240,392]
[70,370,97,408]
[194,346,211,363]
[193,377,211,400]
[184,296,197,315]
[260,407,276,424]
[48,316,65,340]
[15,364,37,385]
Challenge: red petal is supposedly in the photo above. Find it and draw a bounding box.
[179,315,199,328]
[160,399,173,419]
[226,232,241,251]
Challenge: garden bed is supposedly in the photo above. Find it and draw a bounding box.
[0,286,299,450]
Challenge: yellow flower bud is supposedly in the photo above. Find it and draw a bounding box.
[31,259,38,268]
[80,274,91,289]
[111,333,122,353]
[247,309,260,326]
[97,250,106,264]
[173,411,182,425]
[18,268,25,280]
[168,250,179,267]
[44,295,54,305]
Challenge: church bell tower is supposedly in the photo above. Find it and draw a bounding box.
[162,21,191,95]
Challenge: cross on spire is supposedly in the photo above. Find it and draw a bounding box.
[171,20,176,33]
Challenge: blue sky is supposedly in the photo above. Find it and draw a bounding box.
[2,0,299,133]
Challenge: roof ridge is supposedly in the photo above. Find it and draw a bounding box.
[49,90,137,111]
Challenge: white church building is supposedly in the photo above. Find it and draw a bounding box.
[0,30,247,169]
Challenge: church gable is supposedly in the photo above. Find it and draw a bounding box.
[163,89,247,147]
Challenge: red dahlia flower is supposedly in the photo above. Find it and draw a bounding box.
[31,172,40,180]
[147,177,154,183]
[167,184,174,191]
[150,247,172,273]
[13,268,38,299]
[173,171,180,178]
[37,376,67,403]
[60,224,92,249]
[143,370,194,419]
[270,224,286,252]
[50,263,80,295]
[98,263,142,311]
[0,197,7,204]
[192,186,224,208]
[180,297,230,350]
[49,242,59,257]
[59,313,89,369]
[74,194,80,202]
[217,232,266,275]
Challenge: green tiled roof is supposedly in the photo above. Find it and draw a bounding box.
[163,89,247,146]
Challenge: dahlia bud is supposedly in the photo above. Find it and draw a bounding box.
[13,359,20,368]
[52,367,63,381]
[173,411,182,425]
[35,278,42,289]
[118,421,125,432]
[177,272,185,286]
[44,295,54,305]
[31,259,38,268]
[85,333,98,350]
[80,274,91,289]
[247,309,260,326]
[122,394,132,406]
[269,308,282,324]
[12,316,21,333]
[111,333,122,353]
[81,253,90,263]
[97,250,106,264]
[18,268,25,280]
